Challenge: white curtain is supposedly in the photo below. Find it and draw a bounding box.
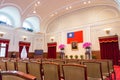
[21,46,27,59]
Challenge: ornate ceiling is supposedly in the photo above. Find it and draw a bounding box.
[0,0,119,32]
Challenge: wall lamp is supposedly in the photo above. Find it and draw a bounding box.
[0,32,5,37]
[0,33,4,37]
[22,36,27,41]
[104,28,112,35]
[50,37,55,42]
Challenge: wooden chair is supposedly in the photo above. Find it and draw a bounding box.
[97,60,111,80]
[52,59,65,79]
[41,58,52,63]
[65,59,80,64]
[0,71,36,80]
[17,61,28,73]
[28,62,42,80]
[42,62,61,80]
[107,59,116,80]
[0,61,6,71]
[29,58,41,62]
[62,64,87,80]
[6,61,16,71]
[83,61,105,80]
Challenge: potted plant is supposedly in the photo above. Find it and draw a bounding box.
[92,55,97,59]
[65,55,68,59]
[80,55,84,59]
[75,55,78,59]
[58,44,65,59]
[58,44,65,50]
[82,42,92,59]
[82,42,91,49]
[70,55,73,59]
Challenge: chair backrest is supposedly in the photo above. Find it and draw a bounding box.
[83,61,103,80]
[0,61,6,71]
[97,60,110,77]
[6,61,16,71]
[62,64,87,80]
[52,59,65,78]
[42,62,60,80]
[41,59,52,63]
[28,62,42,80]
[65,59,80,64]
[17,61,28,73]
[105,59,114,73]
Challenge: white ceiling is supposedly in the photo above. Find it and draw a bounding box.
[0,0,119,32]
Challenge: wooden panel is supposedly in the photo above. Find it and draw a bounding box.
[92,50,101,59]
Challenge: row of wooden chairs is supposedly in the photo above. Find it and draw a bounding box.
[0,58,116,80]
[0,60,85,80]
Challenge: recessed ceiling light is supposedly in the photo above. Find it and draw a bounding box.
[37,1,40,4]
[69,6,72,9]
[51,14,54,17]
[35,3,37,6]
[66,7,69,10]
[84,2,87,4]
[88,1,91,3]
[33,10,36,13]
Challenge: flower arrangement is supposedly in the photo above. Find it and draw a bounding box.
[58,44,65,50]
[82,42,91,49]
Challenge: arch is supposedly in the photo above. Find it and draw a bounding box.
[0,6,21,27]
[45,5,120,33]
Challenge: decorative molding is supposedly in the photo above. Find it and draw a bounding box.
[45,17,120,34]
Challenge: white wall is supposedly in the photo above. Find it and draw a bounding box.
[45,5,120,59]
[0,25,44,52]
[0,5,120,59]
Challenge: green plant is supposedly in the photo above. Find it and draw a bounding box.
[70,55,73,59]
[65,55,68,59]
[75,55,78,59]
[92,55,97,59]
[58,55,61,59]
[80,55,84,59]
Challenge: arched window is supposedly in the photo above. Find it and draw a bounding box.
[23,21,33,32]
[0,13,12,25]
[23,16,40,32]
[0,6,21,27]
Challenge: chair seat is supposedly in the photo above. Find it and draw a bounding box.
[102,72,109,76]
[88,77,102,80]
[88,76,107,80]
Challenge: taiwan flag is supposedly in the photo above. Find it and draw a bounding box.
[67,31,83,44]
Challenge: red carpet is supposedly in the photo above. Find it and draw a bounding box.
[113,65,120,80]
[106,65,120,80]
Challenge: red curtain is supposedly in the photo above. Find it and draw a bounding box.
[19,41,30,58]
[47,42,57,59]
[0,39,10,57]
[99,35,119,65]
